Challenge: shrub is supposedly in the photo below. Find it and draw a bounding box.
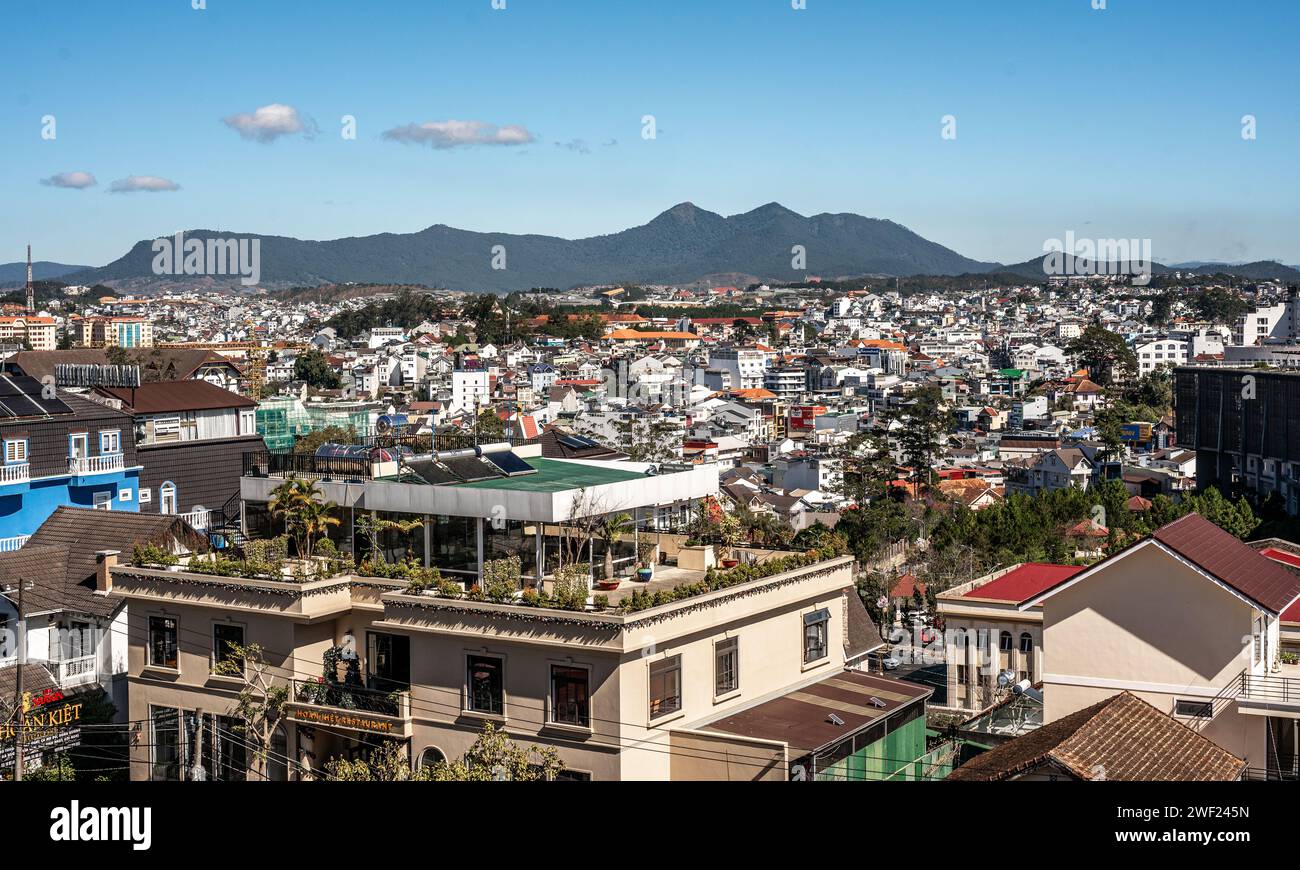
[482,556,522,602]
[132,543,177,568]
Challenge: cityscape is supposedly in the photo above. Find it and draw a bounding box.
[0,0,1297,840]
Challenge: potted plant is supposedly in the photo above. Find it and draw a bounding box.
[636,540,657,582]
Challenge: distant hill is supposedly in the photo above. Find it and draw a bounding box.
[996,254,1174,282]
[1186,261,1300,281]
[0,261,93,284]
[64,202,1001,292]
[996,255,1299,283]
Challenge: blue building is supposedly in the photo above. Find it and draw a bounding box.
[0,374,140,545]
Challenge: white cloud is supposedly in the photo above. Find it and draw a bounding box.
[109,175,181,193]
[222,103,316,143]
[40,171,97,189]
[382,120,536,149]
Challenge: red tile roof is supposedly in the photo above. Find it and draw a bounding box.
[891,573,924,599]
[962,563,1086,605]
[1153,513,1300,614]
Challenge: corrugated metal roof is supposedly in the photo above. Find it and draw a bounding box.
[1153,512,1300,614]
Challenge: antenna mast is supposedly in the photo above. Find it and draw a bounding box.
[26,245,35,312]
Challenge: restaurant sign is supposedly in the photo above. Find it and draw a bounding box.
[0,697,84,767]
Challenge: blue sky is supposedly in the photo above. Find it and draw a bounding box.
[4,0,1297,268]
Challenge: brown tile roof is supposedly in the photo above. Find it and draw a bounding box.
[947,691,1245,781]
[844,591,886,658]
[0,662,59,701]
[1153,512,1300,614]
[0,507,207,619]
[95,380,254,413]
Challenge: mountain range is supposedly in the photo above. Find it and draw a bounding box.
[4,203,1298,292]
[0,260,92,283]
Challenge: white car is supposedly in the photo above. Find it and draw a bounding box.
[882,654,902,670]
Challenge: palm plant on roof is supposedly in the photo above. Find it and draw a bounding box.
[269,477,340,559]
[596,512,634,584]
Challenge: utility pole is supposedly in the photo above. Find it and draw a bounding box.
[12,579,25,781]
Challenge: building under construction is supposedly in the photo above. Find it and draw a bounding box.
[1175,365,1300,514]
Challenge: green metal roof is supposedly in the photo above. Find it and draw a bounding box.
[456,457,647,492]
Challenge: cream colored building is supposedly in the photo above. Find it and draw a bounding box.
[111,550,878,781]
[0,315,57,350]
[936,562,1082,712]
[1019,513,1300,779]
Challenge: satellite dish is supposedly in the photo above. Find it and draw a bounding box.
[644,465,659,476]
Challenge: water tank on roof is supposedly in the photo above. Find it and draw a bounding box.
[375,413,409,435]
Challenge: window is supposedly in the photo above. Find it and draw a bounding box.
[68,433,88,459]
[1175,699,1213,719]
[803,608,830,664]
[213,623,245,672]
[999,631,1013,652]
[119,488,131,502]
[213,715,248,781]
[100,430,121,454]
[139,488,152,504]
[149,616,178,669]
[3,438,27,464]
[418,747,446,771]
[150,706,180,781]
[715,637,739,695]
[367,632,411,692]
[1254,616,1264,666]
[93,490,112,510]
[550,665,590,727]
[467,654,504,715]
[649,656,681,719]
[1019,632,1034,681]
[160,481,177,515]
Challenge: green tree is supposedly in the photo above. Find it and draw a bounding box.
[894,386,952,490]
[425,721,564,781]
[1066,324,1137,386]
[294,348,341,389]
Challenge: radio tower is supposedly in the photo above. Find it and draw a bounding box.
[25,245,35,312]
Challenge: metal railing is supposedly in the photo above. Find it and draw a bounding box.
[242,451,372,481]
[1240,672,1300,706]
[1242,764,1300,782]
[291,678,407,717]
[68,453,124,475]
[0,462,31,485]
[0,534,30,552]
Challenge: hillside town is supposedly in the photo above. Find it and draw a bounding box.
[4,264,1300,785]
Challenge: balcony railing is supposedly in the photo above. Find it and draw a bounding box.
[0,462,30,485]
[286,679,412,737]
[242,451,373,481]
[68,453,124,475]
[0,654,97,689]
[1240,672,1300,706]
[0,534,30,553]
[55,655,98,688]
[179,508,211,530]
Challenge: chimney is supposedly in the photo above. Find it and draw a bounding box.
[95,549,121,594]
